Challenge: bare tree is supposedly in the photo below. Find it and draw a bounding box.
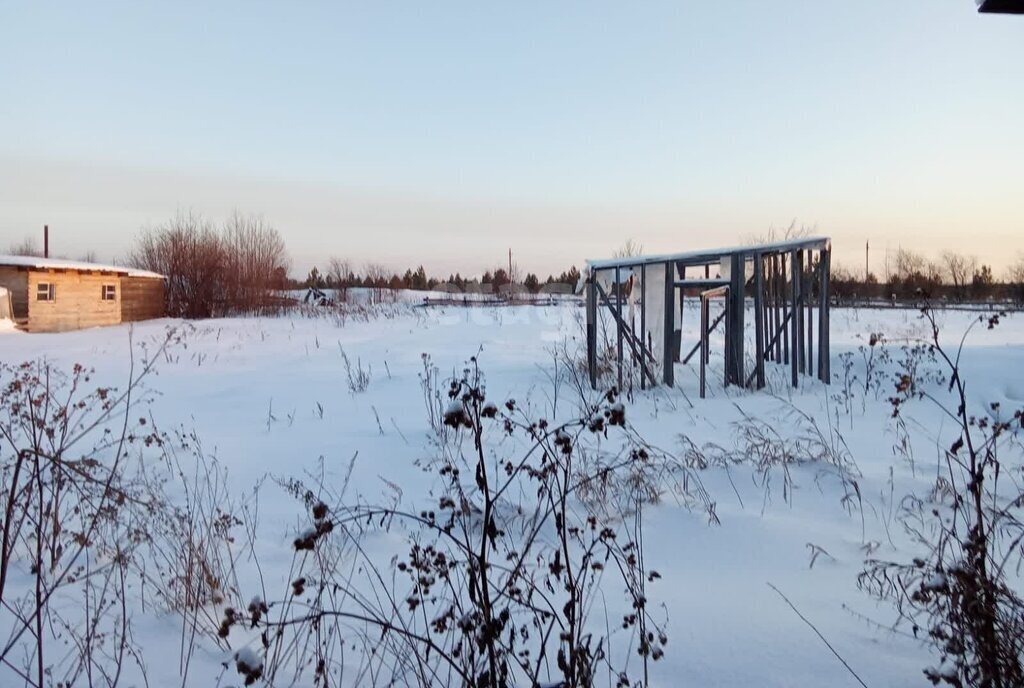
[6,237,40,257]
[613,238,644,258]
[1008,254,1024,306]
[222,212,290,312]
[327,256,353,301]
[747,220,814,245]
[129,211,225,318]
[889,247,943,299]
[129,211,289,317]
[362,262,391,304]
[893,247,926,280]
[941,250,978,302]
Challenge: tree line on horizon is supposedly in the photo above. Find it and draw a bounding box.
[299,259,582,295]
[5,212,583,316]
[831,246,1024,305]
[7,216,1024,315]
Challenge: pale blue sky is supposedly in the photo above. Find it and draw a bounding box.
[1,1,1021,277]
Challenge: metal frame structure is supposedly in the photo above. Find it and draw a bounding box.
[585,236,832,396]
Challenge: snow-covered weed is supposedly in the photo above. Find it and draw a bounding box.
[860,307,1024,687]
[339,344,371,393]
[0,329,181,687]
[224,359,673,687]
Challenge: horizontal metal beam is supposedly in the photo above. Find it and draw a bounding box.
[674,279,729,289]
[586,236,831,271]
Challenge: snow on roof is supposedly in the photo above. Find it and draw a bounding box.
[0,255,164,279]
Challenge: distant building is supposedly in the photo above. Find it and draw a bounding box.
[0,255,165,332]
[977,0,1024,13]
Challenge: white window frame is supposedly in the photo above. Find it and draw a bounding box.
[36,282,55,302]
[102,284,117,301]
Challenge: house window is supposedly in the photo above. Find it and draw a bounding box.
[102,284,117,301]
[36,283,55,302]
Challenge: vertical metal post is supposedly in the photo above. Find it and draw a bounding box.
[640,263,646,390]
[723,292,731,387]
[727,253,744,386]
[770,252,778,362]
[705,298,712,364]
[663,262,675,387]
[806,254,814,379]
[586,274,598,389]
[615,266,623,391]
[700,295,708,398]
[782,254,790,366]
[753,252,765,389]
[819,247,831,383]
[677,265,685,362]
[765,255,774,362]
[723,269,731,381]
[797,250,806,376]
[790,249,800,388]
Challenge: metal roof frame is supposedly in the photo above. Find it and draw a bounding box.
[586,236,831,271]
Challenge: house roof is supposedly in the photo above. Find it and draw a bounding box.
[0,255,164,279]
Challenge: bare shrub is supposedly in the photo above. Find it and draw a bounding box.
[223,359,678,687]
[138,427,246,673]
[0,331,180,687]
[690,403,861,518]
[860,307,1024,687]
[222,212,290,313]
[130,211,225,318]
[339,345,371,393]
[129,211,289,318]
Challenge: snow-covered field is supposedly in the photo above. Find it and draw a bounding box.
[1,301,1022,687]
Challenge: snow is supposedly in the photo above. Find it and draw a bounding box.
[924,573,948,591]
[235,646,263,669]
[0,302,1021,686]
[0,253,164,278]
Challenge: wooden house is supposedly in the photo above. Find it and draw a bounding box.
[0,255,166,332]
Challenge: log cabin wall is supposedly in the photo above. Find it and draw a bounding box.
[120,276,165,322]
[27,270,121,332]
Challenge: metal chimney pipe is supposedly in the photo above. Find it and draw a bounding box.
[44,225,49,258]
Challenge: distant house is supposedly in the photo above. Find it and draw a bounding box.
[0,255,166,332]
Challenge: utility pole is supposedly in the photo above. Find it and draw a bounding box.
[865,240,869,282]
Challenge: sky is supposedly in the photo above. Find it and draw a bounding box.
[1,0,1022,279]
